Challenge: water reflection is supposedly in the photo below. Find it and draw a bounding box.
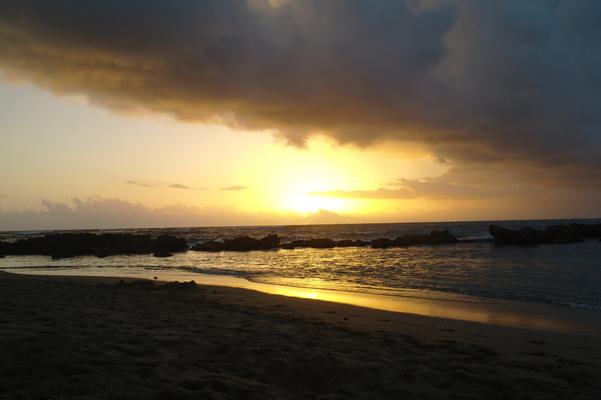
[6,266,600,336]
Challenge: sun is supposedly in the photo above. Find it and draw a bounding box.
[286,192,349,214]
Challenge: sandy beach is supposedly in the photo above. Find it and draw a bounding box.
[1,272,600,399]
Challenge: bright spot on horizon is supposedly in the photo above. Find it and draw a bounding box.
[285,192,349,214]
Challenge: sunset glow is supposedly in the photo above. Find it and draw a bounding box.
[1,0,600,230]
[2,3,601,399]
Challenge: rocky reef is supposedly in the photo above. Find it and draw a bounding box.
[489,223,601,246]
[192,234,281,252]
[369,230,458,249]
[192,230,458,252]
[0,233,188,259]
[280,238,368,249]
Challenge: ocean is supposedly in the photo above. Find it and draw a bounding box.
[1,219,601,312]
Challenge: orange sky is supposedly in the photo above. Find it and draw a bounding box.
[1,0,600,229]
[1,80,599,230]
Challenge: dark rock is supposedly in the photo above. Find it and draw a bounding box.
[117,280,156,290]
[372,230,458,248]
[371,238,393,248]
[490,223,601,246]
[0,254,5,258]
[280,231,458,250]
[192,234,280,252]
[575,223,601,238]
[161,280,197,290]
[1,233,189,257]
[154,234,188,253]
[542,225,584,244]
[335,239,369,247]
[489,225,544,245]
[428,230,459,244]
[390,235,416,247]
[280,238,369,249]
[51,252,77,260]
[281,238,369,249]
[153,250,173,258]
[287,238,337,249]
[192,240,224,252]
[0,241,9,255]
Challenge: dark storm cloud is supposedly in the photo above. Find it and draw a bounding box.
[1,0,601,187]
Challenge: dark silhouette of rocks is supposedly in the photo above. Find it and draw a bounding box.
[575,223,601,238]
[370,238,393,249]
[280,231,458,250]
[542,225,584,244]
[116,279,156,290]
[488,225,543,246]
[370,230,458,248]
[51,252,78,260]
[489,223,601,245]
[427,230,460,244]
[154,234,188,253]
[190,231,458,252]
[0,233,188,258]
[0,241,9,257]
[192,234,281,252]
[291,238,350,249]
[290,238,337,249]
[153,250,173,258]
[161,280,197,290]
[336,239,369,247]
[281,239,369,249]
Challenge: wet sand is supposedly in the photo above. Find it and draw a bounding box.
[1,271,600,399]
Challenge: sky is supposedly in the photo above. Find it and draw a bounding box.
[0,0,600,230]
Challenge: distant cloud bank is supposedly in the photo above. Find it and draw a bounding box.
[0,197,351,230]
[0,0,600,189]
[127,181,248,191]
[312,177,508,201]
[220,186,248,191]
[127,180,206,190]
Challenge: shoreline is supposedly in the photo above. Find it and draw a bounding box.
[6,268,601,337]
[0,271,600,399]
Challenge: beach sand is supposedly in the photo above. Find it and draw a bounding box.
[0,271,600,399]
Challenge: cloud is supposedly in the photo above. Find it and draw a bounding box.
[312,175,514,201]
[0,197,354,230]
[312,188,414,200]
[127,180,160,188]
[220,185,249,191]
[0,1,600,187]
[169,183,196,190]
[1,192,599,231]
[127,180,205,190]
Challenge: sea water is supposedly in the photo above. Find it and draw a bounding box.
[1,219,601,312]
